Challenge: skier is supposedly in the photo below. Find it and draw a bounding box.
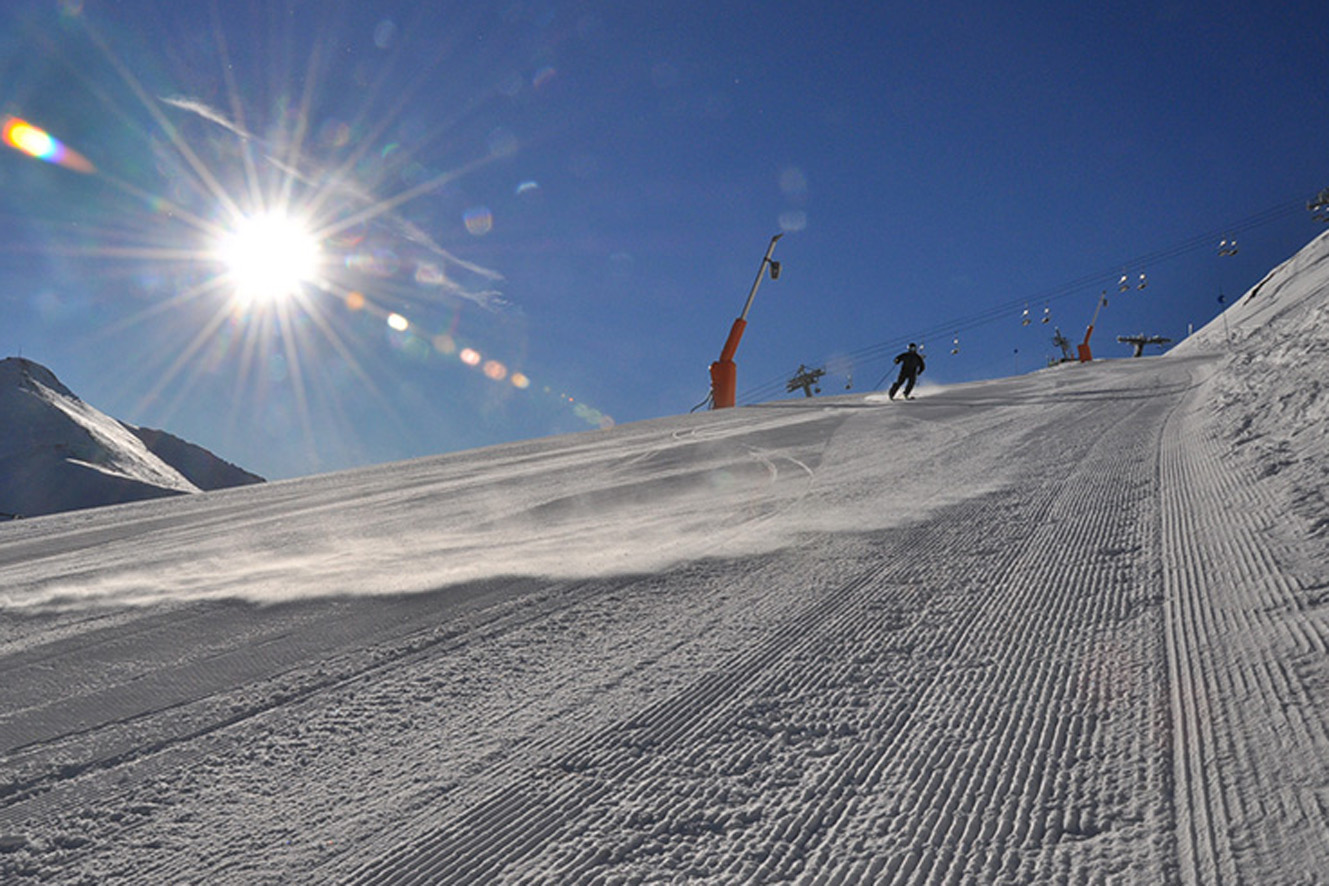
[888,343,925,400]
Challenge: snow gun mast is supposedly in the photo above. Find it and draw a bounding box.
[1077,292,1107,362]
[709,234,783,409]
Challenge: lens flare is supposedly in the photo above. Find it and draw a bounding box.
[15,11,618,465]
[2,116,96,174]
[414,262,446,286]
[463,206,493,236]
[532,66,557,89]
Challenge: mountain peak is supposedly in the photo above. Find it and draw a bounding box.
[0,356,76,399]
[0,356,263,519]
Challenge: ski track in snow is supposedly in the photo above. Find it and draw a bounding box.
[1,234,1328,885]
[344,396,1167,885]
[1161,377,1329,886]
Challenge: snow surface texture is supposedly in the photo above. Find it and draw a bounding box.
[0,232,1326,883]
[0,358,262,519]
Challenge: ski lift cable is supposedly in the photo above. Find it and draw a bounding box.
[741,198,1305,402]
[736,195,1308,404]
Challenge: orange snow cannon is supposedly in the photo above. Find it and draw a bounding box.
[709,234,782,409]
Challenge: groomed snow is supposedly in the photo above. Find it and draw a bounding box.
[1,231,1326,883]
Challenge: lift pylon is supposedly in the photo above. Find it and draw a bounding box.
[1117,334,1172,357]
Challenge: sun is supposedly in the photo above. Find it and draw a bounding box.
[215,211,321,305]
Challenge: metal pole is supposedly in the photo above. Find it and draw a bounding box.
[739,233,783,321]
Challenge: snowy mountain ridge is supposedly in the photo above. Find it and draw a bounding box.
[0,357,263,518]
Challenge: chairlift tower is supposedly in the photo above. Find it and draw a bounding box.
[1310,187,1329,223]
[1052,327,1074,362]
[1116,334,1172,357]
[786,364,825,398]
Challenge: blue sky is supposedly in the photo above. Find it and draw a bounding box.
[2,0,1325,479]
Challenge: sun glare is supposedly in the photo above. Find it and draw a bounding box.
[216,212,320,305]
[49,6,616,457]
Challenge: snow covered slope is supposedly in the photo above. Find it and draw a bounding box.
[0,358,261,518]
[1172,228,1329,541]
[122,425,264,493]
[0,233,1326,884]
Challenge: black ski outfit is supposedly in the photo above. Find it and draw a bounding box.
[889,344,925,399]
